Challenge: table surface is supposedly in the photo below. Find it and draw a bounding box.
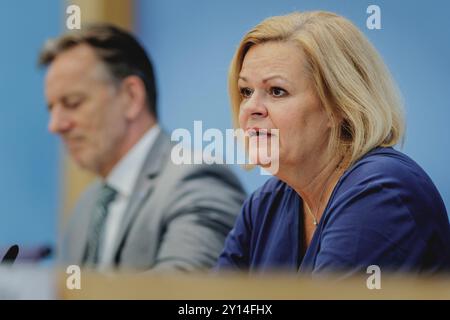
[58,271,450,300]
[2,265,449,299]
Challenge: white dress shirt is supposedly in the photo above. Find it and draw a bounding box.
[97,125,160,270]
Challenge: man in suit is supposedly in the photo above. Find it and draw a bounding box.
[39,24,245,271]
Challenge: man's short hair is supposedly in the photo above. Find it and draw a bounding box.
[39,24,158,118]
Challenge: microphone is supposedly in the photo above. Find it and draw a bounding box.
[1,245,19,265]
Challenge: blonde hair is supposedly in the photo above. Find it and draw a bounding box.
[229,11,405,165]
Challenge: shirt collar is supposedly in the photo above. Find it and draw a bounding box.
[106,125,160,198]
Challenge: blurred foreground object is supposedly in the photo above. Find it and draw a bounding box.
[59,271,450,300]
[1,267,450,299]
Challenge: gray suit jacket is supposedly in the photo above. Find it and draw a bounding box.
[60,131,246,271]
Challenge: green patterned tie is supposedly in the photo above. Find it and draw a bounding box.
[83,184,117,266]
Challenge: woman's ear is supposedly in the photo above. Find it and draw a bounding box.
[325,107,340,129]
[120,75,147,120]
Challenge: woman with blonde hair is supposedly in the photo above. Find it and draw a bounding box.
[216,11,450,275]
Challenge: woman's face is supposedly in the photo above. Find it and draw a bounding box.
[238,41,331,174]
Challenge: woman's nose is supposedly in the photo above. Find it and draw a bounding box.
[241,91,268,120]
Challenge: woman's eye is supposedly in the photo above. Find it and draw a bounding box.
[271,87,287,97]
[240,87,253,99]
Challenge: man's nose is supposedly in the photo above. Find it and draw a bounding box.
[48,106,72,134]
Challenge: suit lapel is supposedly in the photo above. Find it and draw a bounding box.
[110,131,171,262]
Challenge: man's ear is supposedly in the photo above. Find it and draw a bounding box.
[120,75,147,120]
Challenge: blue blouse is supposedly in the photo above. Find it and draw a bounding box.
[216,147,450,275]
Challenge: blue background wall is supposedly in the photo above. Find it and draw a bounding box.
[136,0,450,211]
[0,0,61,247]
[0,0,449,249]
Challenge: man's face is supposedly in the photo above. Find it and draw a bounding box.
[45,44,128,177]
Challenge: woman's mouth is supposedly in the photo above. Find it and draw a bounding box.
[246,128,276,137]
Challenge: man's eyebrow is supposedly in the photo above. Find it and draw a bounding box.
[63,92,85,98]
